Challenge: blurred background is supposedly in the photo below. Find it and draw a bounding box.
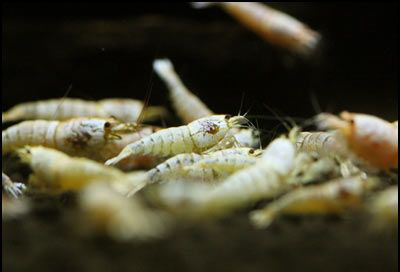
[2,3,398,128]
[2,3,398,272]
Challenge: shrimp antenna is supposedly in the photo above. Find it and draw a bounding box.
[309,90,322,114]
[262,103,294,132]
[52,83,73,120]
[136,52,158,127]
[238,91,246,116]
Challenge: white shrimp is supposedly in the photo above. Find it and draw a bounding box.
[78,182,169,241]
[127,147,260,197]
[105,114,249,166]
[287,152,341,185]
[153,59,213,124]
[192,137,296,218]
[2,118,159,167]
[250,175,378,228]
[16,146,147,194]
[153,58,260,149]
[2,97,167,123]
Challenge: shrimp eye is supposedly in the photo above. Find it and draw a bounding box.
[249,149,255,154]
[104,122,112,129]
[225,114,232,120]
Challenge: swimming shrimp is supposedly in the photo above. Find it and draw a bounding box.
[78,182,169,241]
[315,112,398,171]
[367,186,398,230]
[194,137,296,218]
[16,146,147,194]
[105,114,249,166]
[192,2,321,56]
[2,172,26,199]
[153,59,213,124]
[250,175,378,228]
[2,98,167,123]
[2,118,159,166]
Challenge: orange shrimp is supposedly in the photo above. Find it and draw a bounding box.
[192,2,321,56]
[316,112,398,171]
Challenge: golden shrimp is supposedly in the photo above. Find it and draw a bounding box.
[16,146,147,194]
[316,112,398,171]
[2,172,26,199]
[250,175,378,228]
[78,182,169,241]
[192,2,321,56]
[2,97,167,123]
[105,114,249,166]
[2,118,159,166]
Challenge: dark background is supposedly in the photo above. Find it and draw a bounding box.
[2,3,398,128]
[2,3,399,272]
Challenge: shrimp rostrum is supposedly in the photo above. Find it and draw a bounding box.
[2,97,167,123]
[105,114,249,166]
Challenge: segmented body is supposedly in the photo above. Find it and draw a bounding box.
[2,118,158,165]
[250,175,378,228]
[105,115,248,166]
[192,2,321,56]
[149,147,259,183]
[17,146,147,193]
[2,98,167,123]
[316,112,398,170]
[295,131,347,158]
[196,138,296,217]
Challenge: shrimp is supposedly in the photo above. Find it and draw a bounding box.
[2,118,159,166]
[295,131,348,159]
[151,147,259,183]
[16,146,147,194]
[2,98,167,123]
[315,112,398,171]
[250,175,378,228]
[105,114,249,166]
[153,58,260,149]
[2,172,26,198]
[287,153,341,185]
[193,137,296,218]
[183,150,260,180]
[192,2,321,56]
[153,59,213,124]
[78,182,169,241]
[367,186,398,230]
